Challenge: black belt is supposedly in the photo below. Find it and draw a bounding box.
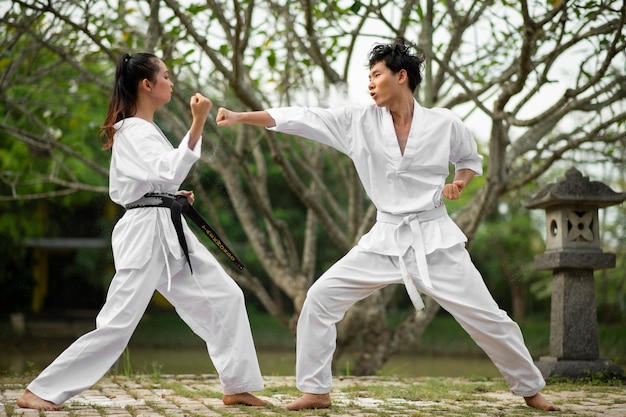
[125,193,244,272]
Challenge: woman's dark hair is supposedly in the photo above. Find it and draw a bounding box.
[98,53,160,150]
[368,38,425,92]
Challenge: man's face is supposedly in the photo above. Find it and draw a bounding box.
[368,61,401,107]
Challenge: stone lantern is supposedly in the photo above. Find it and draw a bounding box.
[523,167,626,379]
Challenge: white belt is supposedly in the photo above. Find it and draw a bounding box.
[376,206,447,310]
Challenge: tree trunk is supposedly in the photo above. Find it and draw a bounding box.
[509,278,528,322]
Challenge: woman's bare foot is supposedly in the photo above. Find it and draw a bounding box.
[16,390,61,411]
[284,393,331,411]
[524,392,560,411]
[222,392,268,406]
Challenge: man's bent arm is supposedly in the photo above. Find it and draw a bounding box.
[454,168,476,189]
[444,168,476,200]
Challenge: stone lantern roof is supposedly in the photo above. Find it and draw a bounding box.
[523,167,626,209]
[523,166,625,267]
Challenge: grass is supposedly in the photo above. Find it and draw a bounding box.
[3,402,16,417]
[158,380,223,400]
[338,377,508,402]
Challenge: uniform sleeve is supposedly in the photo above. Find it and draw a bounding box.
[449,118,484,176]
[115,122,201,187]
[266,106,351,155]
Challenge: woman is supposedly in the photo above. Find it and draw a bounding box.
[17,53,267,410]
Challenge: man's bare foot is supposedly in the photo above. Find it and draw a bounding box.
[222,392,268,406]
[284,393,331,411]
[16,390,61,411]
[524,392,560,411]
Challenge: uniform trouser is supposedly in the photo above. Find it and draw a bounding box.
[27,228,264,405]
[295,243,545,397]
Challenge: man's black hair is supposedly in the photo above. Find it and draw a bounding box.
[368,38,425,92]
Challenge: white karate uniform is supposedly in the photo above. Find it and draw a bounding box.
[266,102,546,397]
[27,118,264,405]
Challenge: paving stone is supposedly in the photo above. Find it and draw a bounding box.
[2,375,625,416]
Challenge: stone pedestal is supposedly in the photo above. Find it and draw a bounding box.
[533,268,625,379]
[533,234,619,378]
[536,357,625,379]
[549,269,599,360]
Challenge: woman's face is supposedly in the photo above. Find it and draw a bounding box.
[150,59,174,106]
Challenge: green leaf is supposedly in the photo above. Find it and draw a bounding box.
[349,1,362,14]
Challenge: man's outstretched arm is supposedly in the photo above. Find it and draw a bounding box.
[216,108,276,128]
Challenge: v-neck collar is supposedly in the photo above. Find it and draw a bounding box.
[382,100,423,170]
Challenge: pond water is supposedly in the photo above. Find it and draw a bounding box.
[1,342,500,378]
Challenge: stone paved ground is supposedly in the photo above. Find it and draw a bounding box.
[1,374,625,417]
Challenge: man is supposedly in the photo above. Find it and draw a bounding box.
[216,38,559,412]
